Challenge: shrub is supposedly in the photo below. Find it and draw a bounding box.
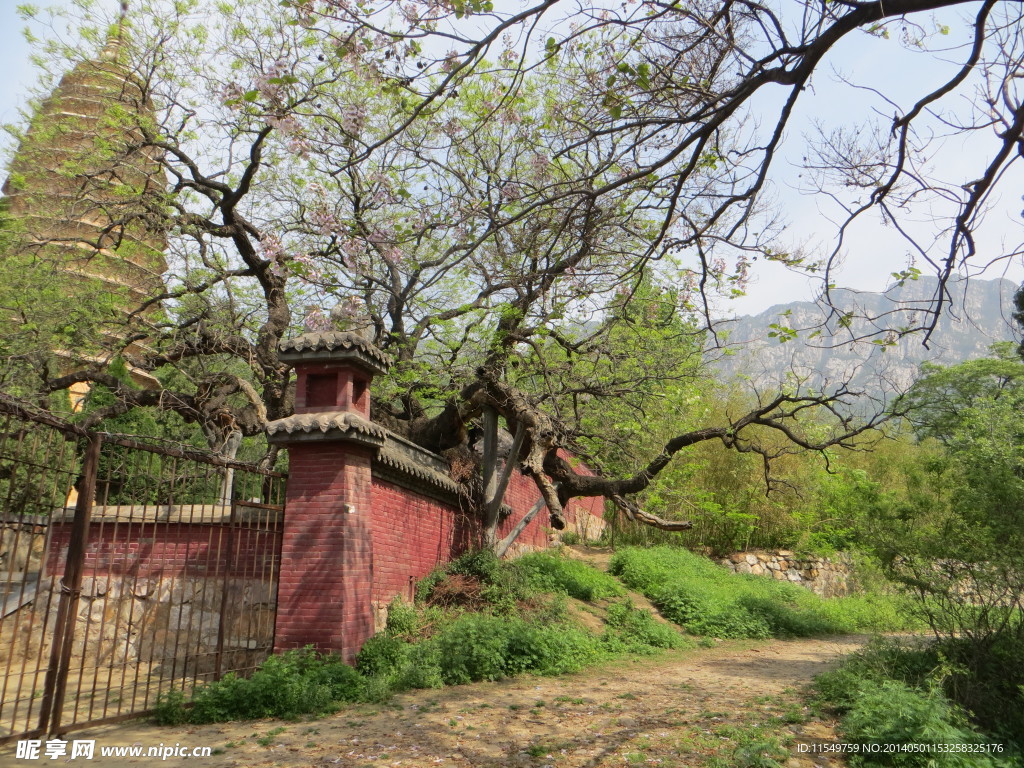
[813,638,942,712]
[355,635,408,677]
[814,638,1024,766]
[933,634,1024,743]
[841,680,996,768]
[152,648,365,724]
[414,567,447,604]
[448,548,503,582]
[384,597,418,636]
[812,592,922,634]
[432,613,603,684]
[153,689,188,726]
[393,640,445,690]
[418,549,532,612]
[532,624,605,675]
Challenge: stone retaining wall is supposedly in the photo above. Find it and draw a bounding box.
[0,574,275,678]
[718,550,855,598]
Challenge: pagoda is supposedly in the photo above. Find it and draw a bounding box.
[1,6,167,395]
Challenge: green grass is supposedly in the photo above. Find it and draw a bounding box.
[517,550,626,601]
[609,546,916,639]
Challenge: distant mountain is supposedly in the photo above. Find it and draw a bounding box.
[712,277,1019,396]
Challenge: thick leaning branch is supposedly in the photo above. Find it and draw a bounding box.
[611,494,694,532]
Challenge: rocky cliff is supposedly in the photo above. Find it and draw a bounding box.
[714,277,1018,396]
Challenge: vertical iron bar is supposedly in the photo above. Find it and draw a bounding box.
[0,420,32,734]
[105,443,137,721]
[181,461,208,685]
[193,470,219,682]
[38,432,101,736]
[125,446,157,715]
[269,480,284,661]
[214,500,238,681]
[87,444,116,723]
[79,440,114,726]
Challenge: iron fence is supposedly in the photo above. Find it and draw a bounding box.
[0,395,285,744]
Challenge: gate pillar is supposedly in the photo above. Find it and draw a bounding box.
[267,331,391,662]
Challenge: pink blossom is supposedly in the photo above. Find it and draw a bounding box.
[441,50,460,73]
[310,208,342,236]
[341,103,366,135]
[218,82,245,109]
[303,305,331,331]
[259,233,286,262]
[267,114,302,135]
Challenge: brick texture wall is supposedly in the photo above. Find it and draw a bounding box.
[44,446,605,664]
[369,479,468,605]
[45,521,280,579]
[368,471,605,607]
[273,442,375,660]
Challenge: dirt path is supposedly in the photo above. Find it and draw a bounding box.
[40,635,861,768]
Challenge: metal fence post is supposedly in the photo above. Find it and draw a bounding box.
[214,500,239,682]
[37,432,102,736]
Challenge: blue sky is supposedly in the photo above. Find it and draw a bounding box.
[2,1,1021,317]
[1,5,44,131]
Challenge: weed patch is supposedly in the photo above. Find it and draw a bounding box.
[517,550,626,601]
[813,637,1024,767]
[603,600,689,652]
[154,648,364,724]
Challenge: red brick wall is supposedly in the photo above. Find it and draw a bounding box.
[496,470,604,549]
[45,521,280,579]
[369,479,460,603]
[367,470,606,606]
[274,442,375,661]
[277,439,605,657]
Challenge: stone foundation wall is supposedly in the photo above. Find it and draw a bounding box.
[1,516,48,574]
[0,574,275,678]
[77,574,275,675]
[718,550,855,598]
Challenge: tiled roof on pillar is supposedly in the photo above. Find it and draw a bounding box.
[266,411,387,446]
[278,331,392,375]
